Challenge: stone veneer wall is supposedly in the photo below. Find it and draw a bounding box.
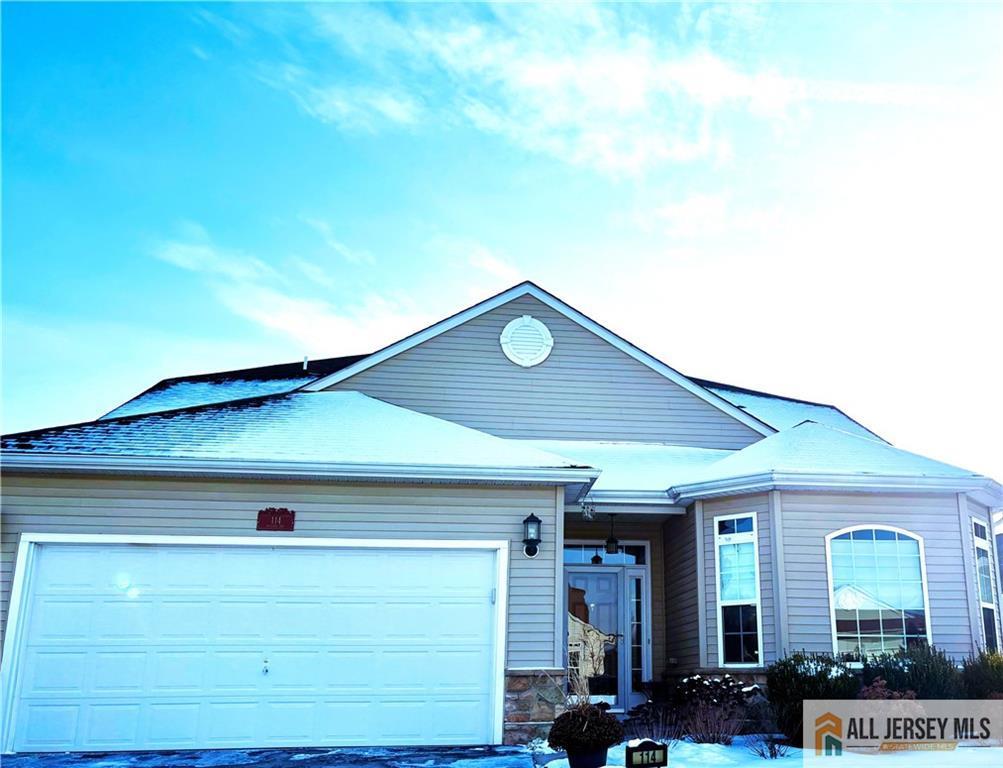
[503,670,566,744]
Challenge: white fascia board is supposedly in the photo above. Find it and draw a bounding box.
[586,489,676,505]
[670,471,1003,505]
[301,282,775,437]
[0,452,600,486]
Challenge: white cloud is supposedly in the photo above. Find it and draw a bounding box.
[232,2,968,176]
[300,216,375,264]
[287,256,337,289]
[153,224,430,357]
[155,229,277,282]
[214,282,432,353]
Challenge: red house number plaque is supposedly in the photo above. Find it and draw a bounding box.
[257,507,295,532]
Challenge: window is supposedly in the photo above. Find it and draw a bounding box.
[714,513,762,666]
[563,544,646,565]
[827,527,930,660]
[972,519,999,653]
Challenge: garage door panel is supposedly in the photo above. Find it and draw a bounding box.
[152,650,206,691]
[11,543,501,751]
[87,702,141,746]
[157,600,213,638]
[21,650,86,695]
[93,651,146,692]
[147,702,201,746]
[31,599,91,640]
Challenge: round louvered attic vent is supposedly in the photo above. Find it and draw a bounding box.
[500,315,554,367]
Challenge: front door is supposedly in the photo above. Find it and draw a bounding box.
[565,548,649,712]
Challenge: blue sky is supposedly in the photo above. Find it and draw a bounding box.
[3,2,1001,480]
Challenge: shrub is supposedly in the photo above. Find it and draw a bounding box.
[673,675,759,745]
[766,652,860,747]
[862,644,964,699]
[858,677,916,700]
[548,704,625,754]
[624,700,682,745]
[745,701,791,760]
[962,651,1003,699]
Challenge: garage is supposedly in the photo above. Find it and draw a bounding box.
[2,537,506,752]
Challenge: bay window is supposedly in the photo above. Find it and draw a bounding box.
[714,513,762,666]
[827,527,930,660]
[972,519,999,653]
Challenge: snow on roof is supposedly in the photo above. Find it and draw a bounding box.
[100,354,367,420]
[695,380,882,440]
[103,377,316,419]
[525,440,730,492]
[676,421,980,486]
[5,391,583,470]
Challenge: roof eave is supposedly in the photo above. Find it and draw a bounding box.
[668,471,1003,506]
[0,452,600,488]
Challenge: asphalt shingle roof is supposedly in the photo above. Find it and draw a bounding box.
[100,354,366,419]
[5,391,581,469]
[693,378,882,440]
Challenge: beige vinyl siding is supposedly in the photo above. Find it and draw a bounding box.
[564,517,668,677]
[0,474,559,669]
[663,509,700,671]
[703,494,776,668]
[326,295,762,448]
[780,491,975,659]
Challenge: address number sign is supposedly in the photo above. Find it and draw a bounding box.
[626,740,668,768]
[256,507,295,531]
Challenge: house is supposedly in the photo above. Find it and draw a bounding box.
[1,281,1000,753]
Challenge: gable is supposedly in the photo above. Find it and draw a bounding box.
[324,293,764,448]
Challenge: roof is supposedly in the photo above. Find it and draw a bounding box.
[525,440,729,493]
[301,281,776,437]
[101,354,366,419]
[5,390,585,472]
[692,378,883,441]
[674,420,982,486]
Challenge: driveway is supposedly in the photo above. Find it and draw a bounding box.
[1,746,541,768]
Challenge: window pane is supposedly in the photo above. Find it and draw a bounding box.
[721,604,759,665]
[974,522,987,541]
[976,548,994,603]
[735,517,754,534]
[718,519,736,536]
[827,528,927,659]
[983,608,999,654]
[742,633,759,663]
[724,634,742,664]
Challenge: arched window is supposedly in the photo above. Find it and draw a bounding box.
[826,526,931,660]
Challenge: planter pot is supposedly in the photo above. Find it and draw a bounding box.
[566,748,609,768]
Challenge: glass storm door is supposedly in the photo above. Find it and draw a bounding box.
[567,568,639,709]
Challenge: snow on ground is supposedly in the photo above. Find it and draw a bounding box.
[541,738,1003,768]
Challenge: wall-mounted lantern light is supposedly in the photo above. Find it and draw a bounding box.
[605,513,619,555]
[523,513,542,558]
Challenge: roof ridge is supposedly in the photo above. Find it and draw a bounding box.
[690,377,842,409]
[155,353,369,386]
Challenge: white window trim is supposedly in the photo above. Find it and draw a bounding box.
[824,524,934,662]
[971,516,1001,651]
[0,533,511,753]
[713,512,764,669]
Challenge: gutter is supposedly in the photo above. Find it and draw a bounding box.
[0,452,601,487]
[668,471,1003,507]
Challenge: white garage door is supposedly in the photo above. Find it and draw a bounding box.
[8,542,501,752]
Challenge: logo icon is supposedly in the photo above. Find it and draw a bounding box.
[815,712,843,756]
